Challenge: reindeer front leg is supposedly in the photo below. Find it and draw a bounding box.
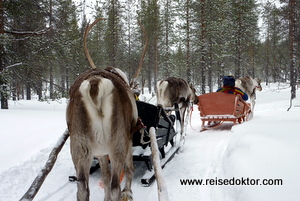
[121,145,134,201]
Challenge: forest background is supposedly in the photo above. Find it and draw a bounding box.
[0,0,298,109]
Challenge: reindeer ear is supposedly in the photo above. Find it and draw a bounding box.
[235,80,242,85]
[189,83,197,94]
[255,78,262,83]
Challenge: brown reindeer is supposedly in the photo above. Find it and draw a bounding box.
[235,75,262,114]
[67,18,138,201]
[156,77,198,140]
[67,67,138,201]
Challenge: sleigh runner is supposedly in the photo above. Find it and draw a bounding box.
[197,92,251,131]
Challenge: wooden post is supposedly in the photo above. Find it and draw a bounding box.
[149,127,169,201]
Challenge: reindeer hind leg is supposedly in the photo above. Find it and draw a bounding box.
[109,155,124,201]
[98,155,111,201]
[121,146,134,201]
[71,143,93,201]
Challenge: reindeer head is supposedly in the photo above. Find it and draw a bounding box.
[189,84,199,104]
[254,78,262,91]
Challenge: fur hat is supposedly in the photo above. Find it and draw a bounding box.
[223,76,235,86]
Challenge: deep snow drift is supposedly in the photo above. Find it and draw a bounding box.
[0,83,299,201]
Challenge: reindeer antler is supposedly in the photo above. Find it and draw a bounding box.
[83,18,106,69]
[130,20,148,87]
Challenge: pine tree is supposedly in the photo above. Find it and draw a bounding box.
[288,0,297,100]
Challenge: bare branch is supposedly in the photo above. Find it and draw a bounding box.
[0,62,22,74]
[5,62,23,69]
[4,26,52,36]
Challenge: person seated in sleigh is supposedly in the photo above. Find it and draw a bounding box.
[217,76,248,101]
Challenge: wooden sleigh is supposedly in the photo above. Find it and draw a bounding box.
[197,92,251,132]
[131,100,181,186]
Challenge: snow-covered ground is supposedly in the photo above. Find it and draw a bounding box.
[0,83,299,201]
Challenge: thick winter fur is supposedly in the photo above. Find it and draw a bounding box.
[235,75,262,112]
[156,77,198,138]
[67,67,138,201]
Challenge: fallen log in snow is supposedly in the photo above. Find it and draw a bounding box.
[19,130,69,201]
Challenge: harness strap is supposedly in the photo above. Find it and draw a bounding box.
[136,118,150,145]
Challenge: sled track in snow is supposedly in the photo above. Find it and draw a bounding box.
[199,129,233,201]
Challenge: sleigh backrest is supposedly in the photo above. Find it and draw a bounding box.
[198,92,245,118]
[133,101,176,149]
